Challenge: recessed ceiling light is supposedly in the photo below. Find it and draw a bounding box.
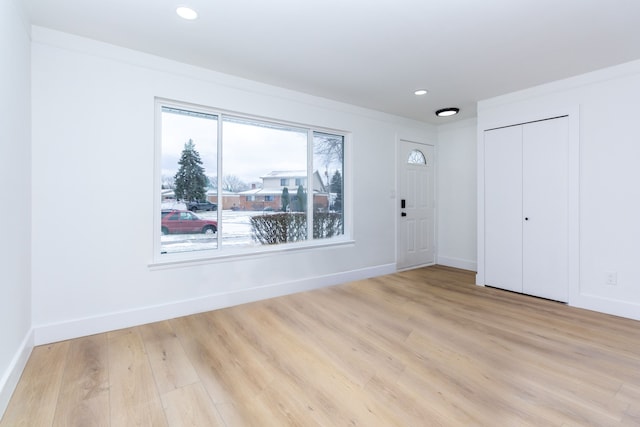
[176,6,198,20]
[414,89,428,96]
[435,108,460,117]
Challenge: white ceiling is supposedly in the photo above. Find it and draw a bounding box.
[25,0,640,124]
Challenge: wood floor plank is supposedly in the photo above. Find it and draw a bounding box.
[0,341,70,427]
[107,328,168,427]
[290,288,408,384]
[616,382,640,406]
[3,265,639,426]
[403,327,616,426]
[622,402,640,426]
[266,293,402,387]
[169,311,273,405]
[138,320,200,394]
[52,334,109,427]
[235,298,414,426]
[160,383,225,426]
[362,374,451,427]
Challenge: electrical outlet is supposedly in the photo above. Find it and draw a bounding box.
[605,272,617,286]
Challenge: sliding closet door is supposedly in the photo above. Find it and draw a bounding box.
[484,125,523,293]
[522,117,569,302]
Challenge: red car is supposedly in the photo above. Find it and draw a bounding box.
[161,210,217,235]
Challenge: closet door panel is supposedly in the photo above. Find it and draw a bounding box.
[522,117,569,302]
[484,126,523,293]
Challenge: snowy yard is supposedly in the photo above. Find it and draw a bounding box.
[160,209,268,253]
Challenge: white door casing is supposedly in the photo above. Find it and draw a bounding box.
[397,140,435,270]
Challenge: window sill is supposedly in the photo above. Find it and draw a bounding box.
[148,237,355,270]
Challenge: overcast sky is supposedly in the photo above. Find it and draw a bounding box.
[161,110,309,185]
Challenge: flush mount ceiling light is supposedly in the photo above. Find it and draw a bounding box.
[176,6,198,20]
[435,107,460,117]
[414,89,428,96]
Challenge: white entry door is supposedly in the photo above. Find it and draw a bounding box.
[397,140,435,270]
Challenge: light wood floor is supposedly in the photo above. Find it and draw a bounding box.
[2,265,639,426]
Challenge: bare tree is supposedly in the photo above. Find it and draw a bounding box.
[222,175,250,192]
[161,175,175,189]
[207,175,250,192]
[314,133,344,165]
[314,133,344,187]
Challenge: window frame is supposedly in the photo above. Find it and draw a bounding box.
[152,98,352,267]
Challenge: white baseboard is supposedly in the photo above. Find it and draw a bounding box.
[572,293,640,322]
[34,264,396,345]
[437,256,477,272]
[0,329,34,419]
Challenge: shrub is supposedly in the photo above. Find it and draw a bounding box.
[250,212,343,244]
[312,212,343,239]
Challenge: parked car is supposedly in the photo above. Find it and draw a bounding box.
[186,200,217,211]
[161,210,217,235]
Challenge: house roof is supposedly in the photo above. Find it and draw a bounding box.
[261,171,307,179]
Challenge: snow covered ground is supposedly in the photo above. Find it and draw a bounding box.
[160,209,268,254]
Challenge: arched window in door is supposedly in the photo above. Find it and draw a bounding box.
[407,149,427,165]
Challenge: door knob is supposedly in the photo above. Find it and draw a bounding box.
[525,217,529,221]
[401,212,407,217]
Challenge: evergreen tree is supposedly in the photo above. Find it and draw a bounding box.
[330,170,343,210]
[281,187,290,212]
[296,185,306,212]
[174,139,208,202]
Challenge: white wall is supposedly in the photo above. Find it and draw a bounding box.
[477,60,640,321]
[436,119,477,271]
[0,0,33,415]
[30,27,436,344]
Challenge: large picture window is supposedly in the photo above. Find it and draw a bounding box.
[155,100,346,261]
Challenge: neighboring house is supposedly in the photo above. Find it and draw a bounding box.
[161,188,241,210]
[261,170,326,191]
[206,189,241,210]
[239,170,330,211]
[160,170,330,212]
[161,188,175,201]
